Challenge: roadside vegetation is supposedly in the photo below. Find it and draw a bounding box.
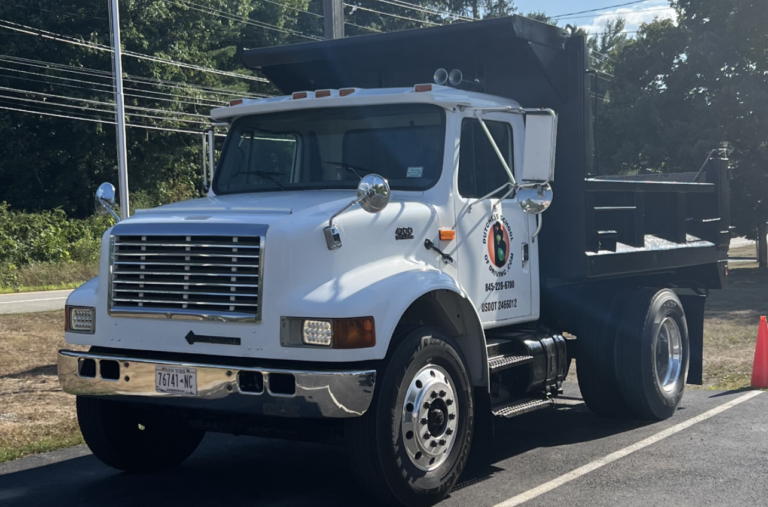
[0,204,109,292]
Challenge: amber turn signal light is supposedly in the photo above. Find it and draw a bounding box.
[292,92,308,99]
[414,84,433,92]
[334,317,376,349]
[439,229,455,241]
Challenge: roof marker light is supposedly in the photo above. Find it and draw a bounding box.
[339,88,356,96]
[316,90,332,98]
[229,99,244,106]
[414,84,433,93]
[292,92,308,100]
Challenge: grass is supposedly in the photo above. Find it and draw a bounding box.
[0,262,97,294]
[0,311,87,464]
[699,260,767,390]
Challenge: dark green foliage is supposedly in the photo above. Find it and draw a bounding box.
[594,1,768,238]
[0,202,112,288]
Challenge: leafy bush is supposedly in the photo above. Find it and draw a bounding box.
[0,203,112,289]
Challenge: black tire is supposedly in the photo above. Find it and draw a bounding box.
[345,327,474,507]
[615,289,690,421]
[77,397,205,473]
[576,291,631,418]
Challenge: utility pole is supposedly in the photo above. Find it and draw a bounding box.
[323,0,344,40]
[109,0,130,219]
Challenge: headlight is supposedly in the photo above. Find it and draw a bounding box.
[66,306,95,334]
[281,317,376,349]
[302,320,332,346]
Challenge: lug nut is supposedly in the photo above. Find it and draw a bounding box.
[439,439,446,445]
[448,413,456,420]
[424,402,430,409]
[446,428,454,435]
[424,432,431,439]
[446,398,454,406]
[431,391,438,399]
[421,418,428,425]
[439,390,446,397]
[430,440,438,447]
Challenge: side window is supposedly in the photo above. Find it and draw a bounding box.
[458,119,514,198]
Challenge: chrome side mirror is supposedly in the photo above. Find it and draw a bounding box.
[95,182,120,222]
[357,174,390,213]
[518,183,553,215]
[324,174,390,250]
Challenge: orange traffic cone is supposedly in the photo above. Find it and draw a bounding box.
[751,316,768,388]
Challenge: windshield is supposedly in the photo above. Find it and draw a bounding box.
[213,104,445,195]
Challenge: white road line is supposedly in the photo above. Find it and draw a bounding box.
[494,390,764,507]
[0,297,68,305]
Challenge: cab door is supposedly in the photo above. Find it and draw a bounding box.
[452,112,533,326]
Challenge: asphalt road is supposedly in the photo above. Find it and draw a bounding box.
[0,289,72,315]
[1,383,766,507]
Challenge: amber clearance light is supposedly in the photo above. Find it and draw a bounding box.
[333,317,376,349]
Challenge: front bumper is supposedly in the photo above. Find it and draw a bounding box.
[57,350,376,418]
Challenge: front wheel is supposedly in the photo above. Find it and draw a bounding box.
[77,397,205,473]
[345,327,474,507]
[615,289,690,421]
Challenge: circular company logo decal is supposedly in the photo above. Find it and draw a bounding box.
[483,215,514,277]
[488,221,510,268]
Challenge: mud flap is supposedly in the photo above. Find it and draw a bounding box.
[679,294,706,385]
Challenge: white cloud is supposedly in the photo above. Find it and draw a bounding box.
[576,0,677,37]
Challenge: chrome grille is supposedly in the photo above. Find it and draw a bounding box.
[110,234,262,321]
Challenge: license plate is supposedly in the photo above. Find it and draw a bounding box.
[155,367,197,396]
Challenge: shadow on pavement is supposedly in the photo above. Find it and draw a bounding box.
[0,392,665,507]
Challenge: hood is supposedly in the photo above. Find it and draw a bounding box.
[127,190,362,227]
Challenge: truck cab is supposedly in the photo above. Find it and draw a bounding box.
[59,16,729,507]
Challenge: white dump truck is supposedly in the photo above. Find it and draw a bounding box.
[58,16,730,507]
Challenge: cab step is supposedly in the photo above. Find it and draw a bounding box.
[488,353,534,373]
[491,397,554,418]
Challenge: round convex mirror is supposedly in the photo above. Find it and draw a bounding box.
[94,182,117,216]
[517,183,553,215]
[357,174,390,214]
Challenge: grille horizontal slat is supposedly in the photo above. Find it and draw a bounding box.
[113,261,260,268]
[115,242,260,249]
[112,298,260,307]
[113,252,261,259]
[113,270,260,277]
[110,234,262,320]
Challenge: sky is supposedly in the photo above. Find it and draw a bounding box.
[512,0,678,37]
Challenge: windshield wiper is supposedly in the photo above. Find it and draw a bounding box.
[323,161,371,180]
[252,170,287,190]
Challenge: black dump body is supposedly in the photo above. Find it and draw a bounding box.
[240,15,729,291]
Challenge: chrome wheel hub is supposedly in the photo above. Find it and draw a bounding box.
[654,317,683,392]
[401,365,458,471]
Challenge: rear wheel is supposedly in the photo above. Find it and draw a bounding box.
[576,291,631,417]
[77,397,205,473]
[615,289,690,420]
[345,327,474,507]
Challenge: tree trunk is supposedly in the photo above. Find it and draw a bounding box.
[759,223,767,267]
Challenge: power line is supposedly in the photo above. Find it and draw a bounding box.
[344,3,441,26]
[553,1,646,18]
[558,6,674,20]
[0,103,209,135]
[0,88,210,125]
[161,0,322,41]
[370,0,474,22]
[0,19,268,83]
[0,65,227,108]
